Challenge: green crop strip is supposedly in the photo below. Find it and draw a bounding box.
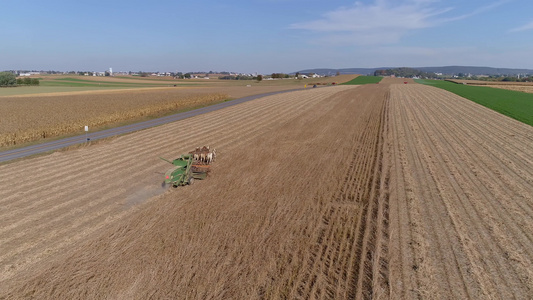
[416,79,533,126]
[342,75,383,85]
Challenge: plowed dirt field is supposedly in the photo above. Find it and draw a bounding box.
[1,78,532,299]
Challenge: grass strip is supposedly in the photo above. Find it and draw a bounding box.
[342,76,383,85]
[416,79,533,126]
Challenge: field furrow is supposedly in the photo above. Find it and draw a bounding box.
[388,83,533,299]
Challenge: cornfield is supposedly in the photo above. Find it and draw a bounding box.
[0,88,228,147]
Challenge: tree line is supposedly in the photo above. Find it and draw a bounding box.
[374,67,438,79]
[0,72,40,87]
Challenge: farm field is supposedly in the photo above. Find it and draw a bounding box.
[0,78,532,299]
[416,79,533,126]
[473,84,533,94]
[0,75,356,148]
[388,84,533,299]
[447,79,533,86]
[0,81,386,299]
[446,79,533,93]
[342,75,383,85]
[0,74,357,97]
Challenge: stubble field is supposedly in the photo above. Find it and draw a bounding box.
[0,78,532,299]
[388,84,533,299]
[448,79,533,93]
[0,75,356,148]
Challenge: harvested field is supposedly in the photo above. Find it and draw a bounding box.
[472,84,533,94]
[0,76,357,148]
[1,78,532,299]
[388,84,533,299]
[0,82,389,299]
[448,79,533,86]
[0,85,299,148]
[447,79,533,93]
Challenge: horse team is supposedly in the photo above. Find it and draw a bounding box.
[190,146,216,164]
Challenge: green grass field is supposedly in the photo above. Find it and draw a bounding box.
[342,76,383,85]
[416,79,533,126]
[0,76,186,96]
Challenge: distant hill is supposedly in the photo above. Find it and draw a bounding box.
[297,66,533,76]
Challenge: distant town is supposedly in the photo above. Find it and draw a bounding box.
[5,65,533,82]
[4,68,332,80]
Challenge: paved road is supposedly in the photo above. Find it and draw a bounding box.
[0,89,301,163]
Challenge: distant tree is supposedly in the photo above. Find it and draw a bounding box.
[295,72,300,79]
[271,73,289,79]
[23,77,32,85]
[257,75,263,82]
[0,72,16,86]
[184,73,191,79]
[31,78,40,85]
[373,67,437,79]
[336,71,340,76]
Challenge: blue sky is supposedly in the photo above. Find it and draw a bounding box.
[1,0,532,73]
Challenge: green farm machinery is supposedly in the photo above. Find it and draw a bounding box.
[160,146,215,188]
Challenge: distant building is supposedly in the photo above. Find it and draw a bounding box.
[19,71,39,77]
